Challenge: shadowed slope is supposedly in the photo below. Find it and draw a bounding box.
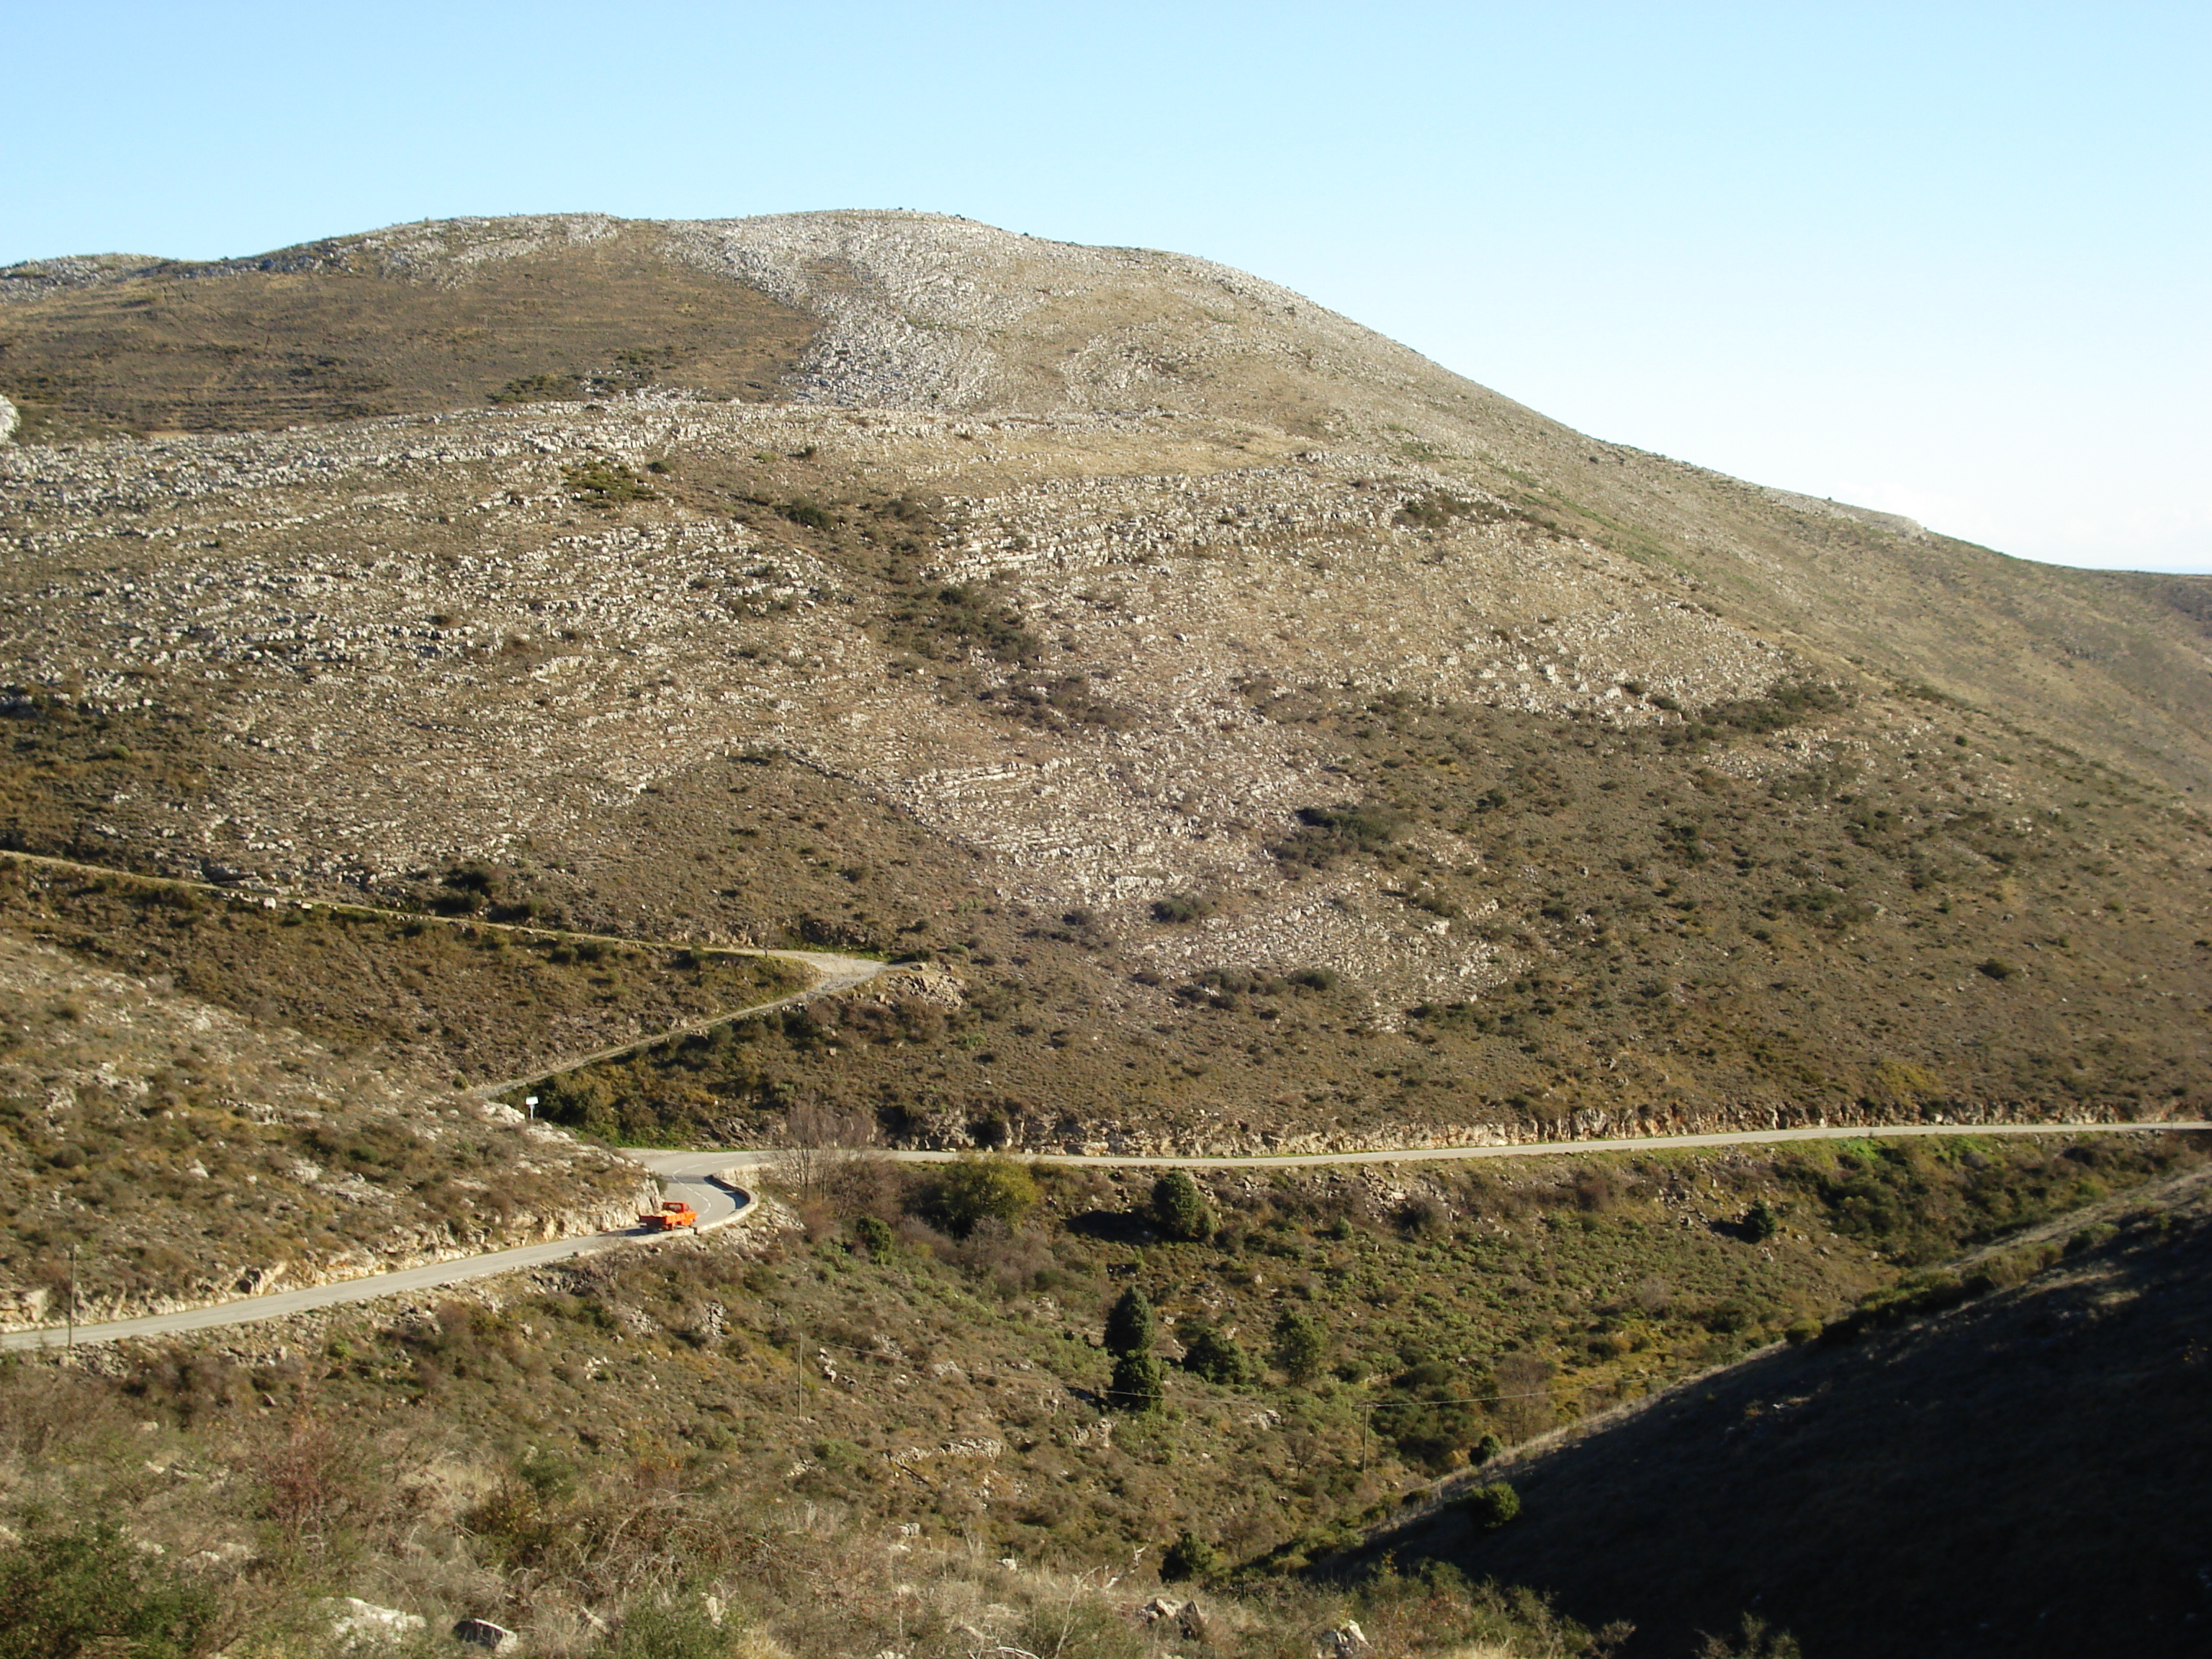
[1359,1162,2212,1657]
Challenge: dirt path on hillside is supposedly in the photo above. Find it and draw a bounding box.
[5,848,2205,1350]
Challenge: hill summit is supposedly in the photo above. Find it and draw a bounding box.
[0,210,2206,1162]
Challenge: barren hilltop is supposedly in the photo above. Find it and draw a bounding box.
[1,209,2206,1165]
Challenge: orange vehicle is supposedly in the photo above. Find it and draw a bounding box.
[639,1199,699,1231]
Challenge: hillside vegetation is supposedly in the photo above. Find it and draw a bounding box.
[0,924,649,1328]
[1353,1159,2212,1658]
[4,1134,2197,1655]
[0,209,2205,1651]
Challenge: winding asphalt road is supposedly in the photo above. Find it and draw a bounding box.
[12,1123,2206,1352]
[5,848,2206,1352]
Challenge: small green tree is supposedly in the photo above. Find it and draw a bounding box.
[0,1521,218,1659]
[1179,1322,1252,1386]
[1374,1359,1485,1470]
[1158,1529,1220,1583]
[1272,1309,1327,1382]
[1107,1349,1165,1413]
[1105,1286,1157,1357]
[1463,1481,1521,1529]
[853,1215,894,1258]
[932,1153,1039,1237]
[1743,1198,1781,1242]
[1473,1431,1506,1465]
[1150,1171,1214,1241]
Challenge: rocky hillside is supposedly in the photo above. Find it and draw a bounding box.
[0,917,649,1329]
[1,211,2207,1153]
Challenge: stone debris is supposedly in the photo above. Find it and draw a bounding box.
[0,383,1799,1020]
[452,1617,521,1653]
[321,1598,426,1642]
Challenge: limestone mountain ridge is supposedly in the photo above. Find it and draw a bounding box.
[0,210,2206,1159]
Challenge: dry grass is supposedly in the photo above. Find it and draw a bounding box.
[0,224,814,442]
[0,858,804,1087]
[0,928,647,1324]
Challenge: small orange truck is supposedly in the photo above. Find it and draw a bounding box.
[639,1199,699,1231]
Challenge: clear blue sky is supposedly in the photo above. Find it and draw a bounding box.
[7,1,2206,572]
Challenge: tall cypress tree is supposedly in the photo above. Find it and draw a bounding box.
[1105,1285,1156,1357]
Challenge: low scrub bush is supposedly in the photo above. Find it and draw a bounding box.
[1463,1480,1522,1530]
[0,1520,219,1659]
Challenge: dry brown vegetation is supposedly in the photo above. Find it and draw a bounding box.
[0,926,647,1327]
[0,858,804,1087]
[0,220,814,443]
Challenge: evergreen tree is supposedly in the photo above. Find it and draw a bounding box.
[1105,1285,1157,1357]
[1272,1308,1327,1382]
[1107,1349,1165,1413]
[1150,1170,1214,1241]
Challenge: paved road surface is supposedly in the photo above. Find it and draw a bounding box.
[15,1121,2204,1352]
[0,1164,757,1352]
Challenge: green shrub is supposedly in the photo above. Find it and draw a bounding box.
[1462,1481,1521,1530]
[1150,892,1215,924]
[1268,803,1404,872]
[1375,1359,1484,1470]
[1151,1171,1214,1241]
[1472,1431,1505,1465]
[1743,1198,1781,1241]
[930,1154,1039,1236]
[1273,1308,1328,1382]
[1179,1322,1252,1386]
[853,1215,894,1258]
[1159,1528,1220,1583]
[0,1520,219,1659]
[605,1593,737,1659]
[1107,1350,1165,1413]
[1105,1287,1157,1357]
[562,460,656,505]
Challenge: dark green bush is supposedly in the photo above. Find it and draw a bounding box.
[1159,1528,1220,1583]
[605,1593,736,1659]
[1268,803,1404,871]
[1105,1287,1157,1357]
[1462,1481,1521,1529]
[1179,1322,1253,1386]
[1151,1171,1214,1241]
[928,1154,1039,1237]
[1150,892,1215,924]
[1107,1350,1165,1414]
[1273,1308,1327,1382]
